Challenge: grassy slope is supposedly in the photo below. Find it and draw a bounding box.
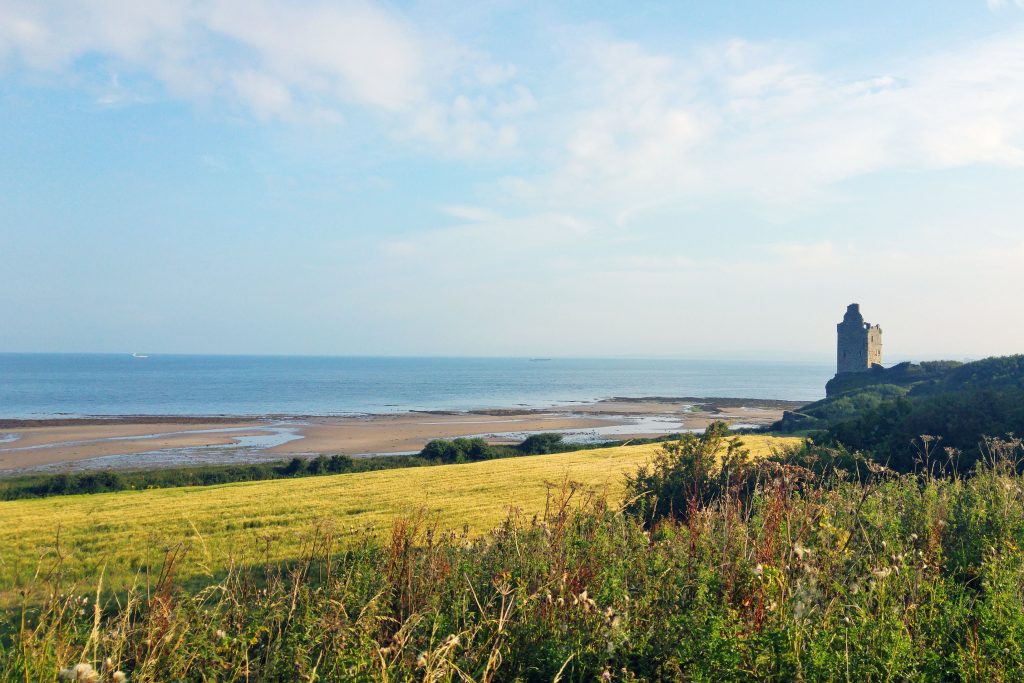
[0,436,795,599]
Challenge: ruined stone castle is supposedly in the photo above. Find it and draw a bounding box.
[836,303,882,374]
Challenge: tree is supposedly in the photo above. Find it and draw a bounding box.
[517,433,565,454]
[327,454,354,472]
[279,457,307,476]
[306,455,328,474]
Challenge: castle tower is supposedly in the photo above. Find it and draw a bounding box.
[836,303,882,374]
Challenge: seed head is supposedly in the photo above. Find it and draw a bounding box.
[57,663,99,683]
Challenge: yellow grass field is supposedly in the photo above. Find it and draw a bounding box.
[0,436,798,600]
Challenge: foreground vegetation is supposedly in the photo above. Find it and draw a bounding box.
[3,428,1023,680]
[0,436,797,603]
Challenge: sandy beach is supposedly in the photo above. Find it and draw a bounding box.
[0,397,804,474]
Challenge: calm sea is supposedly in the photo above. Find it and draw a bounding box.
[0,354,831,418]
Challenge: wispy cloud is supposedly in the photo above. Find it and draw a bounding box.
[503,28,1024,224]
[0,0,533,149]
[0,0,423,110]
[987,0,1024,11]
[438,205,501,222]
[3,3,1023,189]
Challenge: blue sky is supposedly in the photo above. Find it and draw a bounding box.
[1,0,1023,360]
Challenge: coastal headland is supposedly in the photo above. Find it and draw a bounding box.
[0,397,804,474]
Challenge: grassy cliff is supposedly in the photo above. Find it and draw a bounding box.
[774,357,1024,465]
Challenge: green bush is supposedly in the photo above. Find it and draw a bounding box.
[622,421,755,525]
[517,432,566,454]
[419,437,498,463]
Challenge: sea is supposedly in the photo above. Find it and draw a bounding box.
[0,354,831,419]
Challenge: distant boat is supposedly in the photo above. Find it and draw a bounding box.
[131,353,149,359]
[529,358,552,362]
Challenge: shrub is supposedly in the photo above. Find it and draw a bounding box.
[278,457,307,476]
[306,455,328,474]
[622,421,754,525]
[326,454,354,472]
[517,432,566,454]
[419,437,502,463]
[420,439,462,463]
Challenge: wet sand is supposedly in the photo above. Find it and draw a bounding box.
[0,397,803,474]
[0,422,263,471]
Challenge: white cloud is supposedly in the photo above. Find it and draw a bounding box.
[439,205,500,222]
[3,4,1022,182]
[205,0,423,111]
[0,0,533,149]
[0,0,422,110]
[502,29,1024,224]
[987,0,1024,10]
[379,211,595,266]
[403,84,535,157]
[230,69,293,119]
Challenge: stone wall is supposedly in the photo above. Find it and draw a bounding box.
[867,324,883,368]
[837,303,883,375]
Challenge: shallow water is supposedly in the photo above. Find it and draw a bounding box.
[479,414,692,444]
[18,425,307,473]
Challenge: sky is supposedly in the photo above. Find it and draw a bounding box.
[1,0,1023,360]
